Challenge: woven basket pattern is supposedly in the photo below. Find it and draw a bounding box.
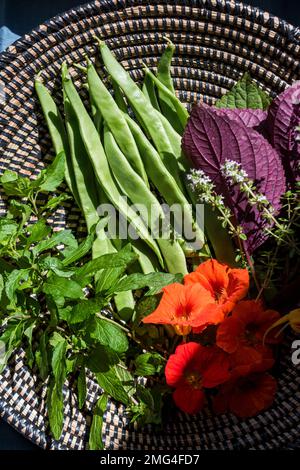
[0,0,299,450]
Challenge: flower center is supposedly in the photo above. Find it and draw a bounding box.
[244,324,258,344]
[175,304,192,321]
[185,371,203,390]
[214,286,228,304]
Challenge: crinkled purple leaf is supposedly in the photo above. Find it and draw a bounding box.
[213,107,267,129]
[182,105,286,253]
[265,81,300,183]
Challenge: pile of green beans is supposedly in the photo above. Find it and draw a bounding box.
[35,39,237,321]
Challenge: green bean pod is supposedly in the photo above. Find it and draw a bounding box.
[124,113,207,254]
[97,40,183,190]
[64,92,100,232]
[154,109,189,173]
[61,63,163,267]
[142,73,161,111]
[86,61,148,186]
[156,41,184,134]
[157,41,176,93]
[34,78,80,206]
[144,68,189,129]
[111,78,128,113]
[103,125,188,274]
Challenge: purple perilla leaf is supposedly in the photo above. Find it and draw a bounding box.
[182,105,286,253]
[265,81,300,183]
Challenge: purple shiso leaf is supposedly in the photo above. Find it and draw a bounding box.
[213,107,267,129]
[182,105,286,253]
[265,81,300,182]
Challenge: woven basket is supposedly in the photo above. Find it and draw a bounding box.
[0,0,300,450]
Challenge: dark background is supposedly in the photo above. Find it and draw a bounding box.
[0,0,299,452]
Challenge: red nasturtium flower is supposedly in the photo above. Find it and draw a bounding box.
[213,371,277,418]
[184,259,249,315]
[228,345,275,379]
[216,300,280,377]
[216,300,281,353]
[142,283,224,335]
[165,342,230,414]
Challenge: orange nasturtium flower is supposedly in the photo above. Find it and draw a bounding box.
[142,283,224,335]
[184,259,249,315]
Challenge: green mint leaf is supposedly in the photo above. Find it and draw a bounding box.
[0,219,19,248]
[47,380,64,440]
[38,257,75,278]
[7,200,32,222]
[114,272,183,294]
[0,170,33,197]
[134,352,165,376]
[5,269,31,306]
[0,320,26,371]
[77,367,87,410]
[88,346,132,405]
[87,344,119,373]
[88,317,129,353]
[95,243,135,294]
[136,384,155,410]
[88,394,107,450]
[34,151,66,192]
[114,364,136,398]
[35,332,49,380]
[32,229,77,257]
[43,275,84,300]
[26,219,51,246]
[50,332,68,390]
[74,250,137,286]
[24,322,35,368]
[215,73,271,110]
[40,193,71,213]
[68,298,106,325]
[61,224,97,267]
[95,369,130,405]
[0,273,4,302]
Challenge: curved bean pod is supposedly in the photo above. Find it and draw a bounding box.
[61,63,163,267]
[103,124,188,274]
[86,61,148,186]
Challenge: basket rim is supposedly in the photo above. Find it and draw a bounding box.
[0,0,299,451]
[0,0,300,64]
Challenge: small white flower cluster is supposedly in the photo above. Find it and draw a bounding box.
[220,160,248,184]
[186,169,215,204]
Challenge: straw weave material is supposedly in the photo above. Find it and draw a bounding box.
[0,0,299,450]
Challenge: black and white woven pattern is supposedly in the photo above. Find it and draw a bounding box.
[0,0,299,450]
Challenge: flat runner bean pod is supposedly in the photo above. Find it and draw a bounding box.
[64,90,136,319]
[97,40,183,190]
[35,78,80,206]
[157,40,176,93]
[103,125,188,274]
[156,41,184,134]
[144,68,189,129]
[86,61,148,186]
[154,109,189,172]
[142,73,161,112]
[64,92,100,232]
[124,113,207,253]
[61,63,163,267]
